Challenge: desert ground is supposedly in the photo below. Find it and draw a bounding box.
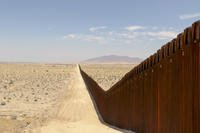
[80,64,134,90]
[0,63,134,133]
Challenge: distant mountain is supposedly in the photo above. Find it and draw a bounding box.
[82,55,142,64]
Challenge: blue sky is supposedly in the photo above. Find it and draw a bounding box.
[0,0,200,63]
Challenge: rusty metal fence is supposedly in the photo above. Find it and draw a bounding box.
[79,20,200,133]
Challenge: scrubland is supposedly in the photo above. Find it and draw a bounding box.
[80,64,135,90]
[0,64,75,132]
[0,63,133,133]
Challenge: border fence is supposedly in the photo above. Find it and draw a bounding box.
[79,20,200,133]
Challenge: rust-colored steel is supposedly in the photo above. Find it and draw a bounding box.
[79,20,200,133]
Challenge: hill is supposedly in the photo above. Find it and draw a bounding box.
[82,55,142,64]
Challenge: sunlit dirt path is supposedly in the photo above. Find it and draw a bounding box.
[35,65,133,133]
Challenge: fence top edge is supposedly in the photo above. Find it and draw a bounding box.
[104,20,200,94]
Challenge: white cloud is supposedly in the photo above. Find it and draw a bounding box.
[125,25,145,31]
[117,32,141,39]
[65,34,76,39]
[63,34,106,44]
[179,13,200,20]
[146,31,178,39]
[62,25,179,45]
[89,26,107,32]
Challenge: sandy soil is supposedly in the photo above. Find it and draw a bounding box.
[0,64,75,132]
[80,64,135,90]
[0,64,134,133]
